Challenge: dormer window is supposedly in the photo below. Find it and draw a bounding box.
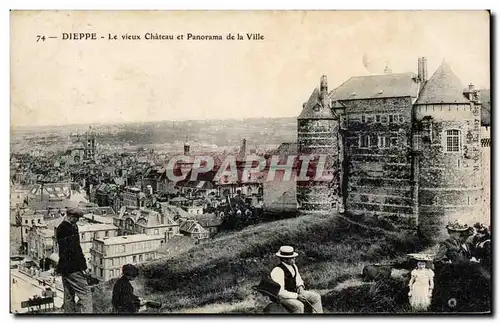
[313,104,320,112]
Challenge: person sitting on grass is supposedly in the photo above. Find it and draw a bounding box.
[252,276,289,313]
[112,264,144,313]
[270,246,323,314]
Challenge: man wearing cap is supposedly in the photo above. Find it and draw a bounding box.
[56,208,92,313]
[270,246,323,313]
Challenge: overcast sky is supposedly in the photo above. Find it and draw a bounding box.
[11,10,490,127]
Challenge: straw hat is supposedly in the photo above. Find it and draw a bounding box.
[445,220,469,232]
[275,246,298,258]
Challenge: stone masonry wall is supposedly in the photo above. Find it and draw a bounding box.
[341,97,415,224]
[297,119,338,214]
[415,103,483,240]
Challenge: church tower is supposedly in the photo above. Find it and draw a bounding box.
[84,125,97,161]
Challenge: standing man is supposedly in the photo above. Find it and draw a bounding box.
[270,246,323,313]
[56,208,92,313]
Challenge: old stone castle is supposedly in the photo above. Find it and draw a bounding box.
[297,57,490,239]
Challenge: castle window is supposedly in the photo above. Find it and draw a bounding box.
[445,129,461,152]
[340,116,347,129]
[359,135,370,148]
[389,115,394,123]
[377,136,389,148]
[399,115,404,123]
[361,115,366,123]
[375,115,381,123]
[381,115,388,124]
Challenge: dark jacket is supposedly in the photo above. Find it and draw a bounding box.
[112,276,141,313]
[277,263,297,292]
[56,220,87,275]
[434,237,472,264]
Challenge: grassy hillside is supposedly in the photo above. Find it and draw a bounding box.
[93,213,428,313]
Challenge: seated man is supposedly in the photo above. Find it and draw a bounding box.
[270,246,323,313]
[112,264,144,313]
[252,276,289,313]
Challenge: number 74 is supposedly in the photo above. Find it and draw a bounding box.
[36,35,46,42]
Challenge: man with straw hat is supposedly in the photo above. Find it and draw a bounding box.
[269,246,323,313]
[434,221,475,265]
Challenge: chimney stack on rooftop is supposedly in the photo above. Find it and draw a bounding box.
[320,75,328,107]
[418,57,428,83]
[422,57,428,81]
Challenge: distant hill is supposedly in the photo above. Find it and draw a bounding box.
[11,117,298,148]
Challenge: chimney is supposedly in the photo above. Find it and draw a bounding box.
[468,83,475,92]
[418,58,422,82]
[320,75,328,107]
[421,57,428,82]
[183,143,190,156]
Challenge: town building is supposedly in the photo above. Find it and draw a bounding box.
[26,227,54,269]
[113,206,180,238]
[18,210,45,248]
[90,234,165,281]
[178,219,210,240]
[122,186,145,208]
[83,213,115,224]
[297,57,489,240]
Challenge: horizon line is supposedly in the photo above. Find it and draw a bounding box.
[11,115,299,129]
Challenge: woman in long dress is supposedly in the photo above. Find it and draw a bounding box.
[408,260,434,311]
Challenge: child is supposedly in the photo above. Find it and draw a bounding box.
[408,258,434,311]
[112,264,144,313]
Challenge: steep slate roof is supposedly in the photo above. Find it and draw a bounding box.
[330,72,419,101]
[415,61,470,104]
[117,206,178,228]
[277,142,298,155]
[298,88,336,120]
[179,219,209,235]
[161,204,191,219]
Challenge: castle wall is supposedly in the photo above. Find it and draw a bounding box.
[341,97,415,224]
[481,127,491,225]
[414,103,483,240]
[296,119,338,214]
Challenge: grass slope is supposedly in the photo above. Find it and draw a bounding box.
[93,213,428,313]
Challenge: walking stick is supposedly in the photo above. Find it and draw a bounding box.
[303,298,319,313]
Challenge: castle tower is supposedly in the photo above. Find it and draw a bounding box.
[297,75,339,214]
[413,60,482,241]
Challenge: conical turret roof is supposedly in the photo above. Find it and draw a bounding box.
[298,88,336,120]
[416,61,470,104]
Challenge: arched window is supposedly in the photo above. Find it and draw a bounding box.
[445,129,461,152]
